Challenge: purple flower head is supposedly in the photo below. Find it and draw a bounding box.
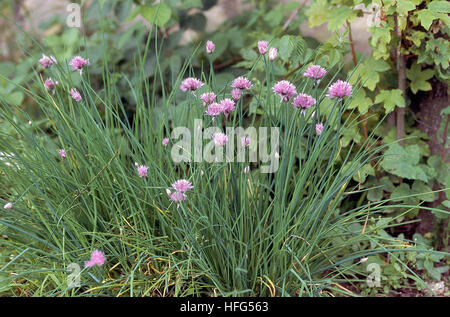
[304,65,326,80]
[206,40,215,54]
[172,179,194,193]
[200,92,216,107]
[167,190,186,203]
[180,77,204,92]
[272,80,297,102]
[327,80,352,99]
[268,47,277,61]
[293,93,316,109]
[315,123,324,136]
[44,78,59,94]
[205,102,224,117]
[39,54,57,68]
[162,138,169,147]
[231,88,241,101]
[258,41,268,55]
[59,149,66,159]
[220,98,235,117]
[84,249,106,268]
[70,88,82,102]
[231,76,252,90]
[69,56,89,74]
[213,132,228,146]
[241,136,250,148]
[137,165,149,178]
[3,202,13,210]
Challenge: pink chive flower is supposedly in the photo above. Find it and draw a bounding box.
[304,65,327,80]
[220,98,235,117]
[241,136,250,148]
[3,202,13,210]
[59,149,66,159]
[84,249,106,268]
[206,40,215,54]
[44,78,59,94]
[137,165,149,178]
[180,77,204,92]
[272,80,297,102]
[39,54,57,68]
[315,123,324,136]
[167,190,186,203]
[70,88,82,102]
[231,76,252,90]
[213,132,228,146]
[69,56,89,74]
[162,138,169,147]
[200,92,216,107]
[327,80,352,99]
[231,88,241,101]
[205,102,224,117]
[293,93,316,109]
[258,41,268,55]
[268,47,277,61]
[172,179,194,193]
[243,166,250,174]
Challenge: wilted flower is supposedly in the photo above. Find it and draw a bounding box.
[59,149,66,159]
[220,98,235,117]
[315,123,324,136]
[137,164,149,178]
[162,138,169,147]
[327,80,352,99]
[272,80,297,102]
[293,93,316,109]
[213,132,228,146]
[180,77,204,92]
[303,65,326,80]
[3,202,13,210]
[241,136,250,148]
[84,249,106,268]
[69,56,89,74]
[172,179,194,193]
[70,88,82,102]
[39,54,57,68]
[231,76,252,90]
[268,47,277,61]
[258,41,268,55]
[205,102,224,117]
[231,88,241,101]
[200,92,216,107]
[206,40,215,54]
[44,78,58,94]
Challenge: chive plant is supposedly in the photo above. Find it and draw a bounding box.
[0,24,444,297]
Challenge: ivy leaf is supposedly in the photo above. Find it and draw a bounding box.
[381,144,428,181]
[327,6,356,31]
[406,62,434,94]
[348,89,372,114]
[416,9,436,30]
[305,0,329,27]
[428,1,450,13]
[350,58,391,91]
[397,0,418,15]
[374,89,405,113]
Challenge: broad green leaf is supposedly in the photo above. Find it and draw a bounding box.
[134,4,171,27]
[397,0,417,15]
[305,0,329,27]
[428,1,450,13]
[277,35,294,61]
[348,89,372,114]
[368,187,383,202]
[406,62,434,94]
[374,89,405,113]
[412,181,437,202]
[350,58,391,91]
[381,144,428,181]
[327,6,356,31]
[416,9,435,29]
